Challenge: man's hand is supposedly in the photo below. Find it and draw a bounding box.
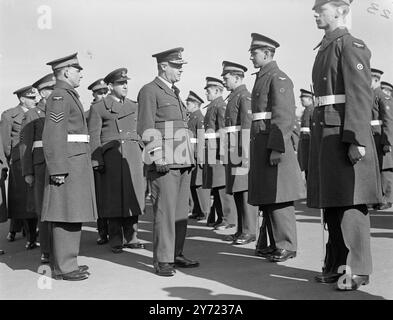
[383,145,392,154]
[25,175,34,186]
[348,144,366,165]
[155,159,169,173]
[50,175,66,186]
[269,150,282,166]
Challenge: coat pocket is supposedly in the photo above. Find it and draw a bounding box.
[324,109,344,126]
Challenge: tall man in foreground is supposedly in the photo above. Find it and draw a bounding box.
[309,0,381,291]
[42,53,97,281]
[248,33,304,262]
[138,48,199,276]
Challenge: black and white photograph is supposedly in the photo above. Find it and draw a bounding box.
[0,0,392,306]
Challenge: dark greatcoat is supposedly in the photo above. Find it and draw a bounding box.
[297,106,314,172]
[202,96,227,189]
[307,27,382,208]
[188,109,205,187]
[224,84,252,194]
[371,87,393,171]
[41,80,97,223]
[88,95,145,218]
[248,61,304,205]
[20,101,47,216]
[0,133,8,223]
[0,105,35,219]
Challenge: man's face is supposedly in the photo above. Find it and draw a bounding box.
[21,96,36,108]
[111,81,128,99]
[163,62,183,83]
[301,96,313,107]
[371,76,381,89]
[186,100,198,113]
[250,48,265,68]
[205,86,220,102]
[222,73,237,91]
[93,88,108,101]
[314,3,337,30]
[66,67,83,88]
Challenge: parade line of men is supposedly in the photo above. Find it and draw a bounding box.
[0,0,392,291]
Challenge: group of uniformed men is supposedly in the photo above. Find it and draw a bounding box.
[0,0,392,291]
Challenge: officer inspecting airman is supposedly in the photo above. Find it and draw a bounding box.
[137,48,199,277]
[88,68,145,254]
[221,61,257,245]
[20,73,56,263]
[309,0,381,291]
[87,78,109,245]
[42,53,97,281]
[248,33,304,262]
[186,91,211,221]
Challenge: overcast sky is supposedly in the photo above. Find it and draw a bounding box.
[0,0,392,113]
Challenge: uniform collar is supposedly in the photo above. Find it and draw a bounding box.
[154,77,177,98]
[158,76,173,89]
[55,79,80,98]
[257,61,278,78]
[315,27,349,51]
[226,84,247,101]
[36,99,46,112]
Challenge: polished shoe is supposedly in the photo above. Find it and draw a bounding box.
[206,221,216,227]
[0,249,4,255]
[124,242,145,249]
[111,246,124,254]
[6,232,15,242]
[255,246,275,258]
[336,275,370,291]
[189,213,204,220]
[53,270,89,281]
[155,263,176,277]
[315,272,342,284]
[78,265,89,273]
[269,249,297,262]
[40,253,50,264]
[233,234,256,245]
[25,242,39,250]
[96,236,108,245]
[223,232,240,242]
[214,222,235,230]
[174,254,200,268]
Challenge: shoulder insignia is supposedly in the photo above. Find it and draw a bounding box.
[50,111,65,123]
[352,41,365,49]
[279,88,286,93]
[52,96,64,101]
[356,64,364,70]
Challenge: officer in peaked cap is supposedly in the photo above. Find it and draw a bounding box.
[138,47,199,276]
[297,89,314,180]
[221,61,258,246]
[88,79,108,103]
[1,85,37,244]
[20,73,55,263]
[310,0,379,290]
[370,69,393,211]
[312,0,353,10]
[42,53,97,281]
[248,33,303,262]
[381,81,393,98]
[186,91,210,222]
[203,76,237,231]
[88,68,145,254]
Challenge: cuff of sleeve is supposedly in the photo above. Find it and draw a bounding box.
[46,161,68,176]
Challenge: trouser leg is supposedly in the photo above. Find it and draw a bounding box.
[190,186,201,215]
[234,191,257,235]
[381,170,393,203]
[24,218,38,243]
[123,216,139,244]
[217,187,236,225]
[39,221,50,255]
[97,217,108,238]
[211,188,223,222]
[196,187,211,217]
[51,222,82,275]
[266,201,297,251]
[9,218,23,233]
[108,217,123,248]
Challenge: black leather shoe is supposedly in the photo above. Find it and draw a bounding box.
[96,236,108,245]
[54,270,89,281]
[269,249,297,262]
[174,255,200,268]
[255,246,275,258]
[111,246,123,253]
[155,263,176,276]
[40,253,50,264]
[223,232,240,242]
[124,242,145,249]
[6,232,15,242]
[315,272,341,283]
[233,234,256,245]
[336,275,370,291]
[78,265,89,273]
[25,242,39,250]
[0,249,4,255]
[214,222,235,230]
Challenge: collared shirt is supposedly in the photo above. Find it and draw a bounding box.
[21,106,29,113]
[158,76,174,90]
[108,94,124,104]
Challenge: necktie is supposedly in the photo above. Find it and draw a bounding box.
[172,85,180,97]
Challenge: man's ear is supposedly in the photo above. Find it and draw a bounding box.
[107,83,114,92]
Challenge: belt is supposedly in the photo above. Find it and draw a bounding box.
[300,127,310,133]
[315,95,346,107]
[205,132,219,139]
[32,140,43,149]
[252,112,272,121]
[190,138,198,143]
[67,134,90,143]
[225,125,241,133]
[370,120,383,126]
